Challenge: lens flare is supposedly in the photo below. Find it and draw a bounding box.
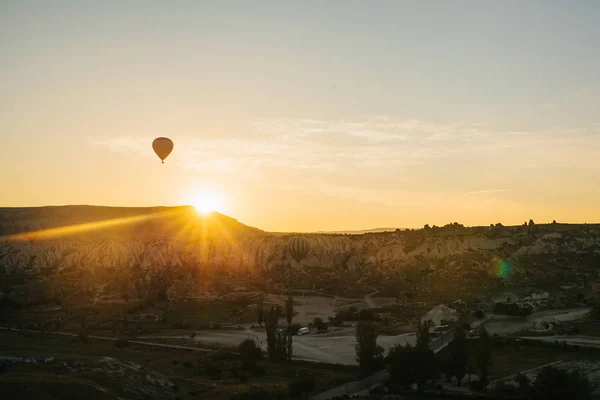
[491,257,511,278]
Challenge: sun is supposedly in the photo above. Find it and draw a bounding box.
[191,190,225,214]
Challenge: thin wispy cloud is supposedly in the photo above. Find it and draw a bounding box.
[92,116,600,204]
[461,189,511,196]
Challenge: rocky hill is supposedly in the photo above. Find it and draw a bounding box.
[1,207,599,304]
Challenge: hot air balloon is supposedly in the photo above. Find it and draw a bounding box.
[288,236,310,263]
[152,137,174,163]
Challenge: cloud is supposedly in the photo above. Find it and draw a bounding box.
[461,189,511,196]
[91,116,600,204]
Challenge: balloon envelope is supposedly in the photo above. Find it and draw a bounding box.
[152,137,174,163]
[288,236,310,263]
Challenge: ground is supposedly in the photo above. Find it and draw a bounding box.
[0,330,358,400]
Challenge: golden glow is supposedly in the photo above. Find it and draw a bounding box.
[191,189,225,214]
[2,211,177,241]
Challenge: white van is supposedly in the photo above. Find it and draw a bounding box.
[297,327,310,336]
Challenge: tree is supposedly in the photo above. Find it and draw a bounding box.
[531,366,592,400]
[388,344,417,387]
[388,343,437,389]
[355,320,384,375]
[313,317,327,331]
[265,306,281,360]
[449,327,468,386]
[528,219,536,234]
[285,296,294,325]
[257,296,264,327]
[276,329,293,361]
[264,306,292,361]
[238,338,262,369]
[475,327,492,385]
[416,320,431,350]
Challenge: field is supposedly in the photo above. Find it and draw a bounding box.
[0,330,358,399]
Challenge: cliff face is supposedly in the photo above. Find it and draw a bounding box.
[1,207,600,297]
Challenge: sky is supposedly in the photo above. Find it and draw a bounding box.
[1,1,599,232]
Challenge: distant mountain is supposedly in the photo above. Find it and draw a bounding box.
[315,227,407,234]
[1,206,600,306]
[0,205,263,240]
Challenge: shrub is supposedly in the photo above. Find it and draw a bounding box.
[531,366,592,400]
[238,339,262,368]
[313,318,327,332]
[289,376,316,397]
[204,363,221,378]
[470,378,487,392]
[515,372,530,389]
[288,323,302,335]
[359,309,374,320]
[232,365,251,382]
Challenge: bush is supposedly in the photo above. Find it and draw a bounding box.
[492,381,517,395]
[204,363,221,378]
[313,318,327,332]
[470,378,487,392]
[531,366,592,400]
[238,339,262,368]
[114,338,129,349]
[288,323,302,335]
[515,372,530,389]
[289,376,316,397]
[232,366,251,382]
[359,309,374,320]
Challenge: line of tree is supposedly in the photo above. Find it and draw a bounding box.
[387,320,437,389]
[383,322,493,391]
